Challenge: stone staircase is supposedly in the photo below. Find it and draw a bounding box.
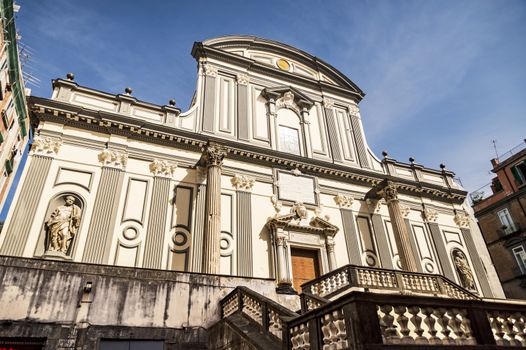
[210,264,526,349]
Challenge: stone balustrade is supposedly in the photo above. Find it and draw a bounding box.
[219,286,298,341]
[300,264,478,308]
[285,291,526,349]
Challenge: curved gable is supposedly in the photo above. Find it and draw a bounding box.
[195,35,364,98]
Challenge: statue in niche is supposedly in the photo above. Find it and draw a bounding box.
[452,249,476,291]
[45,195,81,255]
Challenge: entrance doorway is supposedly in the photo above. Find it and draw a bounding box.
[290,248,320,292]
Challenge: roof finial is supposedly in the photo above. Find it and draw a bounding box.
[66,72,75,81]
[124,87,133,95]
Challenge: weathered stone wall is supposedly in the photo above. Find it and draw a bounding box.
[0,256,283,348]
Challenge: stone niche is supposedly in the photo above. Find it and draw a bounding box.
[35,193,84,259]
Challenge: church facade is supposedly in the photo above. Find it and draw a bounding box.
[0,36,512,349]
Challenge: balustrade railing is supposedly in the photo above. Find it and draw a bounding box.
[219,286,298,341]
[285,291,526,349]
[300,264,478,308]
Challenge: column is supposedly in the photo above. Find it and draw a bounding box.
[143,160,177,269]
[201,143,226,274]
[275,229,294,292]
[0,136,59,256]
[326,235,337,270]
[378,181,418,272]
[83,149,127,264]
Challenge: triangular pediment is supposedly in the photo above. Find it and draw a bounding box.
[262,86,314,110]
[267,205,339,236]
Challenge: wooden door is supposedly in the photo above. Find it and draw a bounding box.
[291,248,320,292]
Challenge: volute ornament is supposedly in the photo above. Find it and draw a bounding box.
[231,174,255,191]
[98,149,128,169]
[400,204,411,218]
[150,159,178,178]
[334,193,354,208]
[422,208,439,222]
[203,143,226,167]
[322,97,334,109]
[454,212,470,228]
[366,198,382,213]
[236,73,249,86]
[348,103,360,117]
[31,136,61,156]
[203,64,218,77]
[378,181,399,203]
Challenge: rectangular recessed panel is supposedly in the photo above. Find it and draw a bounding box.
[253,87,269,141]
[172,186,192,228]
[413,225,432,260]
[356,216,375,254]
[122,179,148,223]
[278,172,316,204]
[55,168,92,190]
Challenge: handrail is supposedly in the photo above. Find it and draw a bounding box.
[219,286,298,341]
[300,264,479,302]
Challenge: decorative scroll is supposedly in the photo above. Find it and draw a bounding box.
[149,159,177,178]
[98,149,128,169]
[31,136,61,156]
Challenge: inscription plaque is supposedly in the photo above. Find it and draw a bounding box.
[278,172,316,204]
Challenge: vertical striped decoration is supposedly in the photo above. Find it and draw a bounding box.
[142,177,171,269]
[371,214,394,269]
[82,167,124,264]
[350,115,370,168]
[324,107,342,161]
[340,209,362,265]
[236,191,253,276]
[461,228,493,297]
[191,184,206,272]
[1,155,52,256]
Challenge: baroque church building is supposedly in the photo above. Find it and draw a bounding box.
[0,36,522,349]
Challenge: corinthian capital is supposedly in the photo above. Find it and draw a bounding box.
[30,136,62,157]
[378,181,399,203]
[150,159,178,178]
[203,143,227,167]
[231,174,255,191]
[98,149,128,170]
[203,64,218,77]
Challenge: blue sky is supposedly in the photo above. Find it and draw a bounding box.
[16,0,526,193]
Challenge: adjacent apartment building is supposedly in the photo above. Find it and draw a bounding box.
[0,0,30,220]
[472,139,526,299]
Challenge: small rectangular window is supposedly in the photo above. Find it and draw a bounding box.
[497,208,516,234]
[278,125,300,155]
[511,160,526,186]
[512,246,526,274]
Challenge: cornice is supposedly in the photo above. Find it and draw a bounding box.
[29,97,466,204]
[194,45,364,102]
